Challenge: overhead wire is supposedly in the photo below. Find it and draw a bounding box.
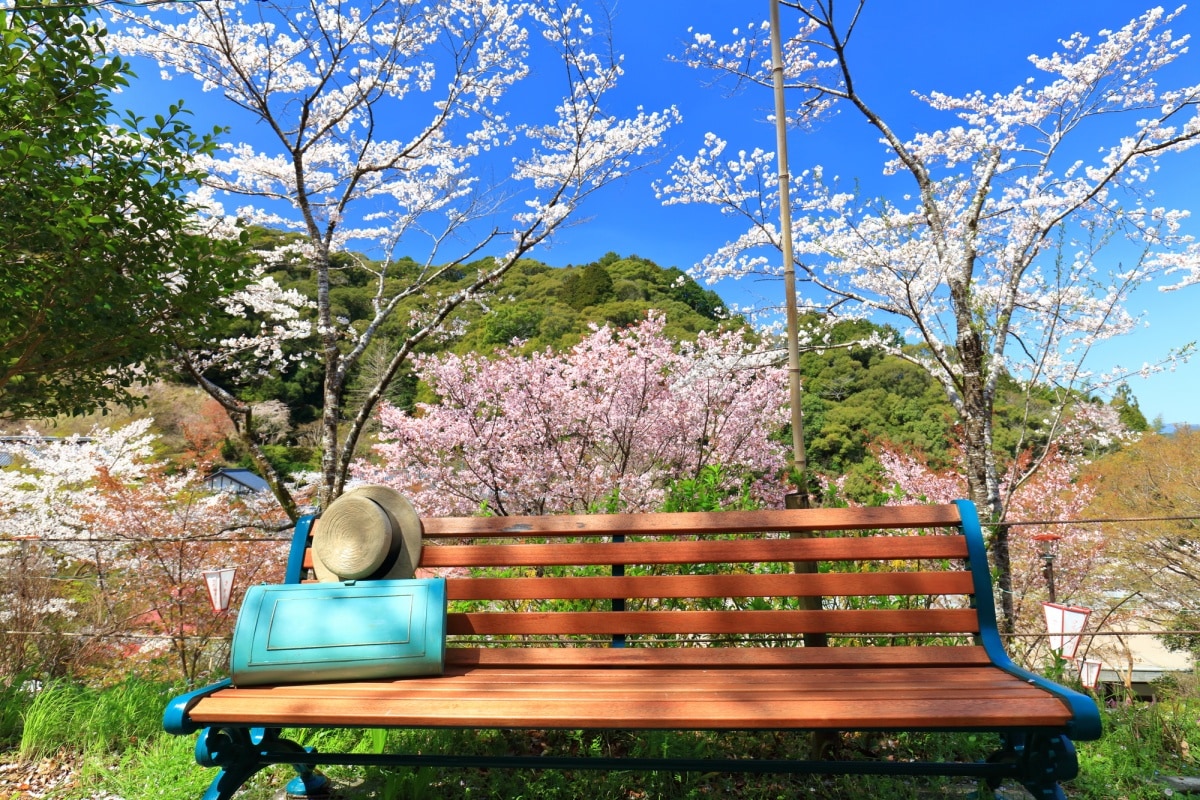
[2,511,1197,546]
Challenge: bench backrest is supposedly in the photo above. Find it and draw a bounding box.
[286,500,998,667]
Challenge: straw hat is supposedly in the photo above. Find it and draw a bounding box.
[311,485,423,582]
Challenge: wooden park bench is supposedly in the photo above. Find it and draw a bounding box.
[164,499,1101,800]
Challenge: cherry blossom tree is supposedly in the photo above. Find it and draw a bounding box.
[658,3,1200,627]
[357,313,788,515]
[864,432,1107,660]
[108,0,679,515]
[82,466,287,682]
[0,422,288,681]
[0,423,159,676]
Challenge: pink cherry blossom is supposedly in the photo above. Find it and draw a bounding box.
[0,422,288,680]
[355,313,789,515]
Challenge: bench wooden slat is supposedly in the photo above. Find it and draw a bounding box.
[421,504,964,539]
[446,571,975,601]
[214,665,1030,692]
[184,665,1074,731]
[188,695,1074,730]
[443,645,994,668]
[252,673,1054,705]
[287,687,1055,708]
[425,665,1020,687]
[421,535,968,568]
[447,608,981,636]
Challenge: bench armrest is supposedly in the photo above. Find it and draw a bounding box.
[284,515,318,584]
[955,500,1103,740]
[163,678,231,735]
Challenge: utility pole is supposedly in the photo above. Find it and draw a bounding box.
[770,0,809,507]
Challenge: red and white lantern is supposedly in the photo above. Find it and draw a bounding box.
[203,567,237,613]
[1078,658,1103,690]
[1042,601,1091,660]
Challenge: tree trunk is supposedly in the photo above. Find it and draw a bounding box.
[313,244,342,512]
[956,324,1013,632]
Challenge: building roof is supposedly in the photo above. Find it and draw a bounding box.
[203,467,271,494]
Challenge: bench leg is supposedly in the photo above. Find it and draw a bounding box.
[284,761,333,800]
[194,726,330,800]
[987,732,1077,800]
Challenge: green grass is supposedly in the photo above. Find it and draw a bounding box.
[0,673,37,749]
[83,734,214,800]
[3,677,1198,800]
[1071,692,1200,799]
[18,677,174,761]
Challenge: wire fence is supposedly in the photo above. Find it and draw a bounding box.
[2,510,1197,547]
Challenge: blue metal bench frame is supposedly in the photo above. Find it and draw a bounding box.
[164,500,1102,800]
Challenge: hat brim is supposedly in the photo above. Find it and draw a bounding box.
[312,486,423,582]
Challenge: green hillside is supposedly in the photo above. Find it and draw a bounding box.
[244,242,736,426]
[447,251,731,355]
[8,235,1145,501]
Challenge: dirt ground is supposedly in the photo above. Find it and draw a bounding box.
[0,750,82,799]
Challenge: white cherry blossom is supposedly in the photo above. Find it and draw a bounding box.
[662,3,1200,630]
[107,0,677,509]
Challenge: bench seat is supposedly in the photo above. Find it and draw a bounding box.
[185,660,1076,731]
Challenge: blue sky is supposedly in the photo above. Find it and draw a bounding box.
[112,1,1200,426]
[552,1,1200,428]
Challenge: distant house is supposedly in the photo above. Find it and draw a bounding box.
[203,468,270,495]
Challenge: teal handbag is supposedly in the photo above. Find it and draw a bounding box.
[229,578,447,686]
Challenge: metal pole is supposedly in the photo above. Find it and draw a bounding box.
[771,9,828,728]
[770,0,808,502]
[1043,552,1057,604]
